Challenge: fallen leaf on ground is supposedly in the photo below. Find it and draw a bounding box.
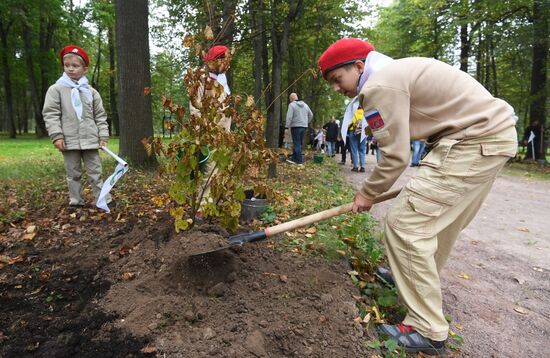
[363,312,371,323]
[306,227,317,234]
[141,346,157,354]
[26,225,37,233]
[23,232,36,241]
[371,306,383,323]
[532,267,543,272]
[513,277,525,285]
[513,306,528,314]
[9,255,24,265]
[455,324,464,330]
[458,272,470,279]
[517,227,530,232]
[121,272,136,280]
[279,275,288,283]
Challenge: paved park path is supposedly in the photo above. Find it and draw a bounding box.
[343,155,550,357]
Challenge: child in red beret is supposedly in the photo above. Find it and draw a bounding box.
[42,45,114,210]
[189,45,233,219]
[319,38,517,355]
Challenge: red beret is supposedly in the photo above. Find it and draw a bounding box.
[60,45,89,66]
[203,45,229,62]
[318,39,374,78]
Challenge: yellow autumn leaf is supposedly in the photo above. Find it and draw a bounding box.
[458,272,470,279]
[122,272,136,280]
[371,306,383,323]
[204,25,214,40]
[306,227,317,234]
[246,95,255,107]
[183,34,194,47]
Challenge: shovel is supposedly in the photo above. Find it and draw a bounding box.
[190,188,402,257]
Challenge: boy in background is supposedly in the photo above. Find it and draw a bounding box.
[43,45,112,210]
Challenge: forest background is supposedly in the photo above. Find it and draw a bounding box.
[0,0,548,163]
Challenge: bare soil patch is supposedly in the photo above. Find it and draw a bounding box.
[1,211,369,357]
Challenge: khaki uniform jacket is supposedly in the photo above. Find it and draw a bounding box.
[189,72,231,131]
[43,83,109,150]
[359,57,516,199]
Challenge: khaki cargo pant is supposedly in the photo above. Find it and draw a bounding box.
[384,126,517,341]
[62,149,110,206]
[199,117,232,209]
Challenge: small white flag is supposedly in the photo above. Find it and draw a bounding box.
[96,146,129,212]
[527,131,535,143]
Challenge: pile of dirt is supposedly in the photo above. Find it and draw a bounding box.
[1,214,371,357]
[100,219,369,357]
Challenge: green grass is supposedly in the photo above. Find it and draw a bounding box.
[0,134,120,181]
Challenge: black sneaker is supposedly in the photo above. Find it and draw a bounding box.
[375,266,395,287]
[351,167,359,172]
[377,323,446,355]
[69,203,84,210]
[359,167,365,172]
[107,201,117,210]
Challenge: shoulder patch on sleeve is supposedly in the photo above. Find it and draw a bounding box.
[365,109,385,131]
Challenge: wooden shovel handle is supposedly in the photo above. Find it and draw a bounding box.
[265,188,402,237]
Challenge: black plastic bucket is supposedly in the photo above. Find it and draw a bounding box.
[240,190,268,222]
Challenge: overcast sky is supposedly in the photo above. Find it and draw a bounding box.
[76,0,394,56]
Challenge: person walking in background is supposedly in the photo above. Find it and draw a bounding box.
[410,140,426,166]
[314,128,325,152]
[368,134,380,162]
[285,93,313,164]
[323,116,339,157]
[349,108,367,172]
[339,131,351,165]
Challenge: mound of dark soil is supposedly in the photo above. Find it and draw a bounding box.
[1,215,370,357]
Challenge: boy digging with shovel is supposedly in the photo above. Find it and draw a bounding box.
[318,38,517,354]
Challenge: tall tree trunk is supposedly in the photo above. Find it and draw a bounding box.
[21,16,48,137]
[267,0,301,149]
[39,14,56,128]
[115,0,156,167]
[475,30,482,82]
[490,35,498,97]
[219,0,238,87]
[528,0,549,160]
[250,0,263,107]
[459,23,470,72]
[91,27,102,89]
[0,20,16,138]
[108,25,119,136]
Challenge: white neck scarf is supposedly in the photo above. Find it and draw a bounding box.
[56,73,93,121]
[356,51,394,93]
[209,72,231,95]
[338,51,394,144]
[340,97,360,144]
